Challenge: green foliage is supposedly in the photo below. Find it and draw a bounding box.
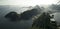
[32,12,57,29]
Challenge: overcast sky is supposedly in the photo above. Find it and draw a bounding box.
[0,0,59,6]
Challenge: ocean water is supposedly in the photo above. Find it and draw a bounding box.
[0,5,32,29]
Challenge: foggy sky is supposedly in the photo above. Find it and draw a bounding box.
[0,0,58,6]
